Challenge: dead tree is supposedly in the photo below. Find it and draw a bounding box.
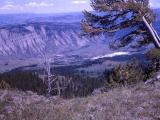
[32,32,61,97]
[41,54,61,97]
[142,16,160,48]
[35,46,61,97]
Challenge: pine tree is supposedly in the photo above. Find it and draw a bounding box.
[82,0,160,48]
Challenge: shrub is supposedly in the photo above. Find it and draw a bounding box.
[105,59,145,88]
[146,48,160,71]
[0,80,10,89]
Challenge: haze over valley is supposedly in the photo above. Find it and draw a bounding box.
[0,10,159,74]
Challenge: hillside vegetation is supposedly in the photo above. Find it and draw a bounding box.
[0,81,160,120]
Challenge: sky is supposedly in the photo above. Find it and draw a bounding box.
[0,0,159,14]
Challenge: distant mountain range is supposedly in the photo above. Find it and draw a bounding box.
[0,10,159,74]
[0,12,83,27]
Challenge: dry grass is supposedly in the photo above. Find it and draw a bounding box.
[0,82,160,120]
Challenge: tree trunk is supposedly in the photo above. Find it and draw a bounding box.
[150,23,160,43]
[142,16,160,48]
[47,62,52,97]
[56,81,61,96]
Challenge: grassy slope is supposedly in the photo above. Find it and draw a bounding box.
[0,82,160,120]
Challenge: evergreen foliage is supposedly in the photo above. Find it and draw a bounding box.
[0,70,103,98]
[104,59,145,88]
[82,0,155,48]
[60,75,103,98]
[146,48,160,71]
[0,71,47,95]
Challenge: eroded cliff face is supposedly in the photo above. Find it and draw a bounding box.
[0,22,151,72]
[0,11,158,72]
[0,22,112,72]
[0,23,91,56]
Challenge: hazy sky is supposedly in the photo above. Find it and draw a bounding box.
[0,0,159,14]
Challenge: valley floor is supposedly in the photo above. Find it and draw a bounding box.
[0,82,160,120]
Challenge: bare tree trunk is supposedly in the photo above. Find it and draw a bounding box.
[42,56,52,97]
[142,16,160,48]
[150,24,160,43]
[56,81,61,96]
[46,61,52,97]
[41,55,59,97]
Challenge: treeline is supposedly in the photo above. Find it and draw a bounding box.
[0,70,103,98]
[59,75,103,98]
[1,48,159,98]
[0,71,47,94]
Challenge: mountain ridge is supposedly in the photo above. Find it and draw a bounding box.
[0,10,159,73]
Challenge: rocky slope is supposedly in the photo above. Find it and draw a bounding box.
[0,21,114,72]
